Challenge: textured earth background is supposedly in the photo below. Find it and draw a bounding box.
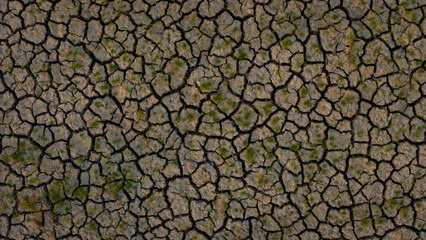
[0,0,425,239]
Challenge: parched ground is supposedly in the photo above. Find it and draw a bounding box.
[0,0,425,239]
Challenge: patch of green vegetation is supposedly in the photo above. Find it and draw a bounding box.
[263,103,273,116]
[185,112,195,122]
[241,121,251,128]
[266,151,274,159]
[340,95,354,106]
[348,33,357,44]
[49,180,64,202]
[361,218,370,227]
[290,143,301,152]
[200,81,213,91]
[266,33,275,43]
[303,100,312,108]
[136,109,145,120]
[174,115,180,123]
[105,181,124,199]
[94,101,101,108]
[89,121,99,128]
[94,142,101,150]
[88,221,98,231]
[108,64,118,72]
[243,108,251,120]
[276,17,285,25]
[309,149,319,160]
[218,148,227,158]
[12,150,25,163]
[212,93,223,103]
[281,38,292,50]
[174,60,184,68]
[271,117,280,125]
[71,62,81,70]
[208,111,220,122]
[100,83,110,91]
[224,39,233,47]
[300,87,308,97]
[73,187,88,201]
[236,48,247,60]
[246,147,254,163]
[226,100,237,109]
[400,207,408,217]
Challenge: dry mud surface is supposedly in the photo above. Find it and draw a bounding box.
[0,0,425,239]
